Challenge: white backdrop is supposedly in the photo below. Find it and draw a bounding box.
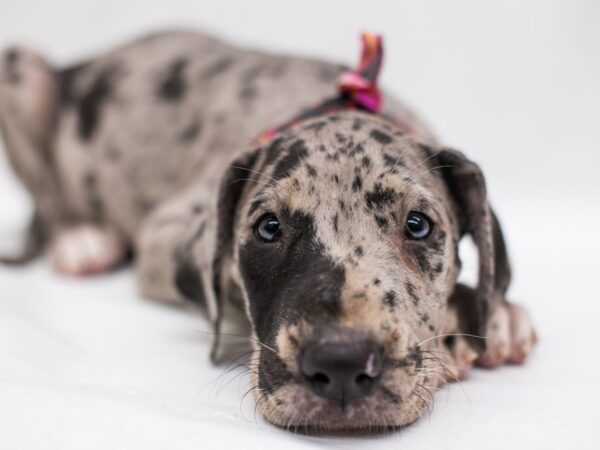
[1,1,599,449]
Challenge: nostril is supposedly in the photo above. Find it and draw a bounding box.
[310,372,330,385]
[354,373,372,385]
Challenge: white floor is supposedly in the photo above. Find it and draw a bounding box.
[1,1,599,449]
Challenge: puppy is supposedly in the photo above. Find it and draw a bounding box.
[0,30,536,431]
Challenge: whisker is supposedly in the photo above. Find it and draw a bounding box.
[393,148,442,176]
[230,165,277,183]
[228,177,272,187]
[417,333,487,348]
[400,164,458,189]
[193,329,277,354]
[215,364,256,396]
[417,383,436,415]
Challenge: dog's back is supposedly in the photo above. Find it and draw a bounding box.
[51,31,348,237]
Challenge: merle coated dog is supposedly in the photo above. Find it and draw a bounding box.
[0,30,535,430]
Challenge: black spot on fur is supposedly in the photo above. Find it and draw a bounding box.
[430,230,447,254]
[348,143,365,157]
[331,174,340,184]
[405,281,420,306]
[242,63,266,85]
[158,58,187,101]
[83,172,97,188]
[362,156,372,168]
[104,145,121,162]
[272,139,308,179]
[354,246,364,257]
[414,246,432,273]
[134,197,155,214]
[352,118,363,131]
[263,136,286,167]
[373,278,381,286]
[332,213,339,233]
[326,152,340,162]
[365,183,397,210]
[383,153,403,169]
[352,174,363,192]
[305,121,327,133]
[4,49,20,83]
[239,85,257,101]
[77,65,119,140]
[370,129,393,145]
[199,56,234,80]
[408,346,423,369]
[383,290,398,308]
[335,133,347,144]
[374,215,388,230]
[180,120,202,142]
[305,164,317,177]
[191,204,203,215]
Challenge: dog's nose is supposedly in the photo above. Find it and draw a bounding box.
[301,338,383,405]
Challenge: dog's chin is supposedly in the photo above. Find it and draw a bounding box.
[255,383,425,433]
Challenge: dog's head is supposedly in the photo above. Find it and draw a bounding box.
[209,111,497,430]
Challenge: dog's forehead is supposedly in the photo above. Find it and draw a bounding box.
[260,112,444,216]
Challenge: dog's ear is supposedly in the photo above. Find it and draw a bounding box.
[432,148,511,352]
[209,145,265,362]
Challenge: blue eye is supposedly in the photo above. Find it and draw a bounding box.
[256,213,281,242]
[405,212,432,240]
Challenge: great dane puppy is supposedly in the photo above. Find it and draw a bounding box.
[0,30,536,430]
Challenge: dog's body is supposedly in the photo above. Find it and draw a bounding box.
[0,31,535,430]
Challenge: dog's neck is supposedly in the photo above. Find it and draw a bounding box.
[254,31,414,146]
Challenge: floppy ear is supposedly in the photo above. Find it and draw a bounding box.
[209,146,264,362]
[432,148,511,352]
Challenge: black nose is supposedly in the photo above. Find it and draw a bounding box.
[301,338,383,405]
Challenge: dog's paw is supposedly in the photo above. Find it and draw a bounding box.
[50,225,127,276]
[439,335,478,382]
[476,302,537,368]
[437,307,479,382]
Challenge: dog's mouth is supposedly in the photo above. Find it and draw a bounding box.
[253,378,428,432]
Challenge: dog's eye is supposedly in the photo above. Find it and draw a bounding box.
[255,213,281,242]
[405,211,432,239]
